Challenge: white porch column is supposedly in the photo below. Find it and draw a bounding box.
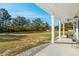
[59,20,61,39]
[76,19,79,42]
[73,22,75,33]
[63,23,65,37]
[51,16,54,43]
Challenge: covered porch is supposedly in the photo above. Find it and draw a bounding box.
[36,3,79,43]
[54,18,79,43]
[34,3,79,56]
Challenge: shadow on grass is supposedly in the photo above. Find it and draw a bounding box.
[0,35,27,42]
[0,38,20,42]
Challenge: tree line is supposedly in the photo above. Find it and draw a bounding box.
[0,8,50,32]
[55,23,73,31]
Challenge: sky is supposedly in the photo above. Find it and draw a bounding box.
[0,3,59,26]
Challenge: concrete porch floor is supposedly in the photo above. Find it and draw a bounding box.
[35,43,79,56]
[54,37,77,44]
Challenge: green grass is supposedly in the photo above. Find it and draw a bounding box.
[0,35,26,42]
[0,31,51,56]
[0,35,18,38]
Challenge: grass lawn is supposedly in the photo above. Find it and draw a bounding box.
[0,32,51,56]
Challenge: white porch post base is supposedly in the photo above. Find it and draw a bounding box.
[51,16,54,43]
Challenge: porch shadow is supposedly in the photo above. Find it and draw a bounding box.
[54,37,78,44]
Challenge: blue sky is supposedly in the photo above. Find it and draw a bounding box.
[0,3,59,26]
[54,18,59,26]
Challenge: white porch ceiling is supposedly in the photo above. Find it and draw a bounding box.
[36,3,79,21]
